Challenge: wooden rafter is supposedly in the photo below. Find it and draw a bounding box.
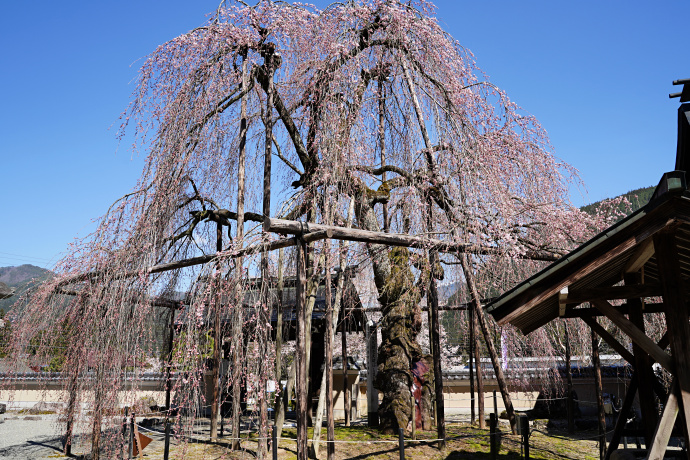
[590,299,673,371]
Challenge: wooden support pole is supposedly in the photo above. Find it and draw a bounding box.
[590,299,673,371]
[625,272,658,446]
[165,309,175,411]
[461,254,516,434]
[653,230,690,451]
[210,223,223,441]
[564,320,574,434]
[232,52,248,449]
[325,248,336,460]
[647,379,679,460]
[472,300,484,428]
[295,236,308,460]
[342,312,350,426]
[605,373,639,460]
[580,315,635,365]
[366,319,379,427]
[469,305,476,425]
[428,248,446,448]
[263,217,532,258]
[592,326,606,460]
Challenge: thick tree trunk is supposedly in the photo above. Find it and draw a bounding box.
[354,199,431,433]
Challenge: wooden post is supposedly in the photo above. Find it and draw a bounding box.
[295,236,309,460]
[592,327,606,460]
[163,418,171,460]
[473,303,485,429]
[605,374,639,460]
[654,230,690,450]
[210,222,223,441]
[428,248,446,448]
[342,309,350,426]
[624,272,658,446]
[648,379,680,460]
[63,373,78,456]
[367,319,379,427]
[398,428,405,460]
[469,305,476,425]
[164,308,175,411]
[564,320,575,434]
[461,254,517,434]
[411,392,416,440]
[520,414,530,460]
[325,248,336,460]
[490,412,497,460]
[231,47,249,451]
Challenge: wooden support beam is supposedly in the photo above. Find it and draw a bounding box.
[558,288,568,316]
[564,302,665,318]
[605,374,639,460]
[55,233,331,288]
[626,273,658,446]
[653,231,690,451]
[591,299,673,371]
[581,315,635,364]
[264,217,556,260]
[558,284,662,306]
[624,238,655,274]
[646,379,679,460]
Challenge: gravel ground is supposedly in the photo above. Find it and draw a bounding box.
[0,413,74,459]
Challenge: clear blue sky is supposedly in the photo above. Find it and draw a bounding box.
[1,1,687,269]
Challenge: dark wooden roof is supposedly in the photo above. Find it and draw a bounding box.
[486,172,690,334]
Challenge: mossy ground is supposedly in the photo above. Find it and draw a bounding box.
[128,421,601,460]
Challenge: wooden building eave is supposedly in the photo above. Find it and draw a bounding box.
[486,189,690,334]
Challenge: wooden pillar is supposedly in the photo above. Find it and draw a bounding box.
[564,320,574,434]
[624,272,658,446]
[468,306,476,425]
[428,249,446,448]
[164,308,175,411]
[366,319,379,427]
[342,313,350,426]
[472,302,485,429]
[210,222,223,441]
[648,379,680,460]
[654,230,690,453]
[231,47,249,451]
[295,236,309,460]
[605,374,639,460]
[591,326,606,460]
[325,254,336,460]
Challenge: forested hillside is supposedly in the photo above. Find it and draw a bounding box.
[0,264,52,316]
